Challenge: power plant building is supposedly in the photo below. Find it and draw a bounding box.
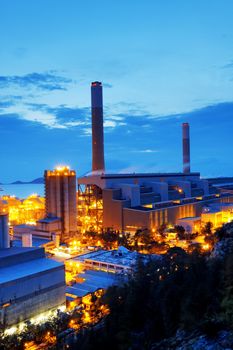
[77,82,233,233]
[79,172,233,232]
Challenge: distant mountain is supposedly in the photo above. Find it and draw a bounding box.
[31,177,44,184]
[10,177,44,185]
[11,181,25,184]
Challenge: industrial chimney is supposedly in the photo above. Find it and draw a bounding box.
[182,122,190,174]
[91,81,105,173]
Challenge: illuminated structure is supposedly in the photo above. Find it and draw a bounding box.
[78,82,233,233]
[37,167,77,242]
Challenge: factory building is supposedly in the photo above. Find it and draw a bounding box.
[36,166,77,242]
[0,214,66,329]
[77,82,233,233]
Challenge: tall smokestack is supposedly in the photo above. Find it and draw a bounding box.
[182,122,190,173]
[91,81,105,173]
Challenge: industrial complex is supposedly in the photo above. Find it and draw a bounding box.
[77,82,233,234]
[1,80,233,339]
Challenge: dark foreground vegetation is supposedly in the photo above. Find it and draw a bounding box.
[71,224,233,349]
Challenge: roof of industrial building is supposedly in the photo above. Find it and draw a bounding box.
[0,247,39,259]
[73,247,138,268]
[79,172,200,181]
[100,172,200,179]
[0,256,64,284]
[73,247,160,268]
[66,270,119,298]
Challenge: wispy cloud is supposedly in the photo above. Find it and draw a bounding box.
[103,83,113,88]
[0,72,72,91]
[0,101,15,108]
[222,60,233,69]
[135,149,159,153]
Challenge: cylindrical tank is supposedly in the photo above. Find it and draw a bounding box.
[0,214,9,248]
[91,81,105,173]
[182,123,191,174]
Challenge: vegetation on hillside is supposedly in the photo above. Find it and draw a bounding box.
[71,222,233,349]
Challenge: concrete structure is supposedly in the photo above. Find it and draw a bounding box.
[91,81,105,173]
[183,122,190,173]
[0,247,65,328]
[36,167,77,242]
[0,214,9,249]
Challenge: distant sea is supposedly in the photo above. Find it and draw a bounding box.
[0,184,44,198]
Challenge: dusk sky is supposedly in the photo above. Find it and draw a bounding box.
[1,0,233,182]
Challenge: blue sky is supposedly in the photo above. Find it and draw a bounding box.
[0,0,233,182]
